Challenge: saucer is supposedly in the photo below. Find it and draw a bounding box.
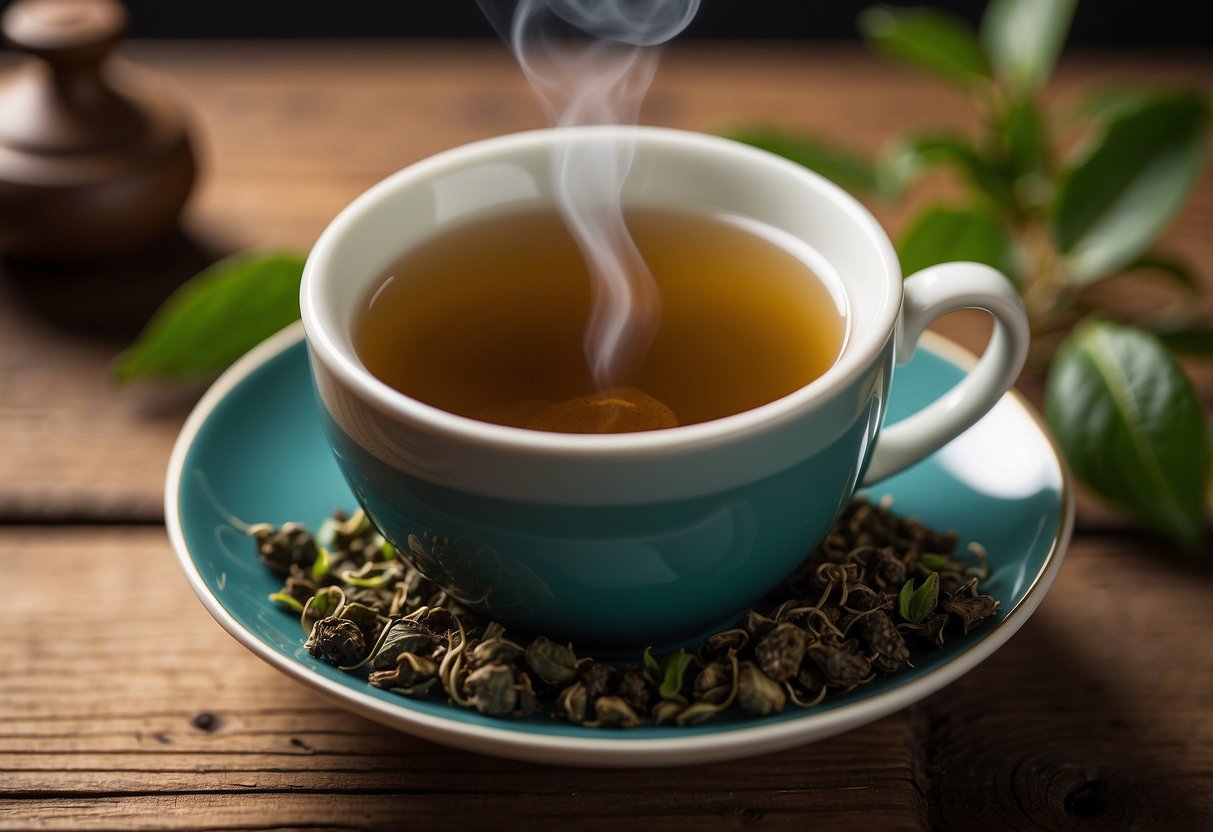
[166,322,1073,767]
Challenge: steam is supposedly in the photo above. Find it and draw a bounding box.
[478,0,701,388]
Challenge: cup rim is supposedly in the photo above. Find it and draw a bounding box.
[301,125,902,457]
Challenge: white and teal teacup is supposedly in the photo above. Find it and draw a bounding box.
[301,126,1029,647]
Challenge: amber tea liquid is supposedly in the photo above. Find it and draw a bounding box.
[355,207,846,432]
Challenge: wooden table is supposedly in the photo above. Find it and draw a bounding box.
[2,41,1210,830]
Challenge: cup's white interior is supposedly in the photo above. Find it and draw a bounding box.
[302,126,902,449]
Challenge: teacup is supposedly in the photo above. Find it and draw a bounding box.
[301,126,1029,647]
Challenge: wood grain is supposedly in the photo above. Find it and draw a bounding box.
[2,522,1209,830]
[1,41,1212,829]
[0,42,1209,527]
[1,528,925,831]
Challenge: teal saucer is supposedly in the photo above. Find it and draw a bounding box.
[166,323,1072,767]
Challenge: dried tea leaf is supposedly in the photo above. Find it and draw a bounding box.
[525,636,578,687]
[592,696,643,729]
[464,665,517,717]
[754,623,807,683]
[306,617,366,667]
[737,662,787,717]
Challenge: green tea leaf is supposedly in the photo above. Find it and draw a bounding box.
[884,134,1013,208]
[898,579,915,621]
[728,128,884,195]
[642,646,660,682]
[1045,319,1208,550]
[113,251,307,383]
[311,546,332,581]
[268,592,305,613]
[909,572,940,625]
[899,574,940,624]
[1053,92,1211,284]
[921,553,953,572]
[859,6,991,90]
[659,650,695,699]
[981,0,1077,94]
[897,204,1019,283]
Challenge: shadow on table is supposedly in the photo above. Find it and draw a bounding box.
[0,227,226,344]
[918,608,1206,831]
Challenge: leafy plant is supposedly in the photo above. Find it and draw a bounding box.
[113,251,305,383]
[732,0,1211,551]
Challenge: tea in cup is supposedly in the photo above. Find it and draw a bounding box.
[301,126,1028,646]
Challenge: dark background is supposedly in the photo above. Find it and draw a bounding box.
[66,1,1213,45]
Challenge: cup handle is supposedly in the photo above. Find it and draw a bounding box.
[862,262,1030,484]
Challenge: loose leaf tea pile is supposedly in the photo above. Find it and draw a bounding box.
[251,499,999,728]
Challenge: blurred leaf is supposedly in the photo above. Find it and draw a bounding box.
[981,0,1077,94]
[897,204,1019,283]
[729,128,884,195]
[1045,319,1207,551]
[885,134,1013,208]
[1123,254,1201,291]
[1053,91,1211,283]
[1151,324,1213,356]
[858,6,991,90]
[1074,87,1158,124]
[998,100,1053,215]
[114,251,306,383]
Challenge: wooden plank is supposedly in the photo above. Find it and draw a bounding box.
[0,527,927,830]
[3,525,1210,829]
[0,42,1209,526]
[922,533,1213,831]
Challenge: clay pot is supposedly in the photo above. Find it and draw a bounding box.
[0,0,196,266]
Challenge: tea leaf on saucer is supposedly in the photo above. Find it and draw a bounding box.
[980,0,1077,95]
[858,6,991,90]
[658,649,695,699]
[897,203,1019,283]
[1046,319,1208,551]
[113,251,306,383]
[899,573,941,625]
[1052,91,1211,284]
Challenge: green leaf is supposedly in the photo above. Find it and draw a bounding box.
[1074,88,1158,124]
[1151,324,1213,356]
[1045,319,1208,550]
[981,0,1077,94]
[642,646,660,682]
[897,204,1019,283]
[858,6,992,90]
[1053,91,1211,283]
[898,574,940,624]
[897,579,915,621]
[921,553,953,572]
[884,134,1013,208]
[728,128,884,195]
[909,572,940,624]
[658,650,695,699]
[268,592,305,614]
[113,251,307,383]
[1123,254,1201,292]
[998,100,1052,213]
[311,546,332,581]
